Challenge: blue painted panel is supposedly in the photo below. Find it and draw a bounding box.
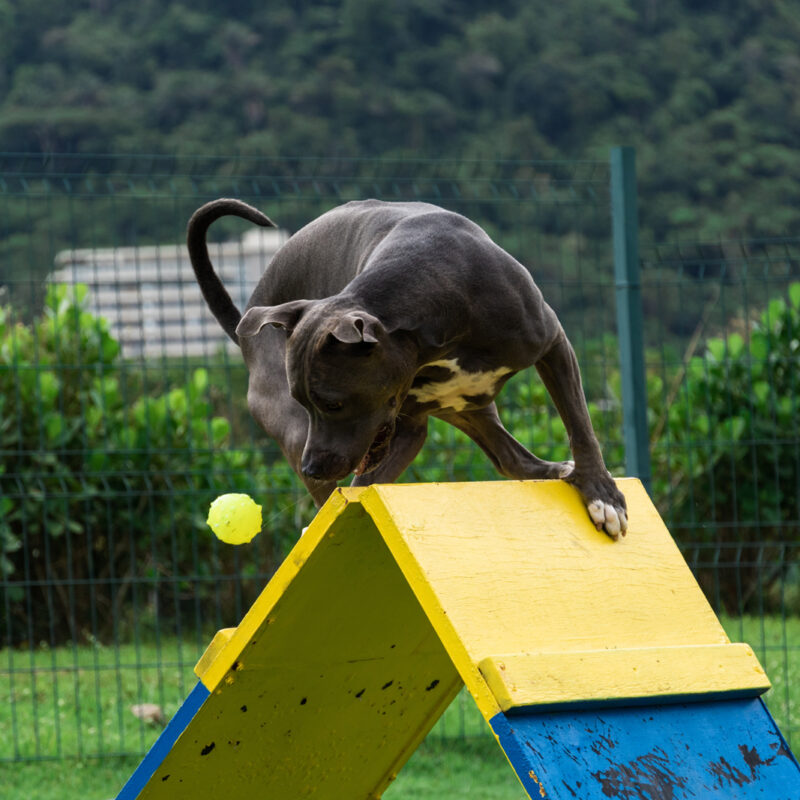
[490,698,800,799]
[116,680,210,800]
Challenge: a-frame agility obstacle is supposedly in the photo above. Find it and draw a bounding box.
[116,480,800,799]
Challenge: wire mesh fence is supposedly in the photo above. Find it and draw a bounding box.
[0,152,797,761]
[642,239,800,605]
[640,238,800,752]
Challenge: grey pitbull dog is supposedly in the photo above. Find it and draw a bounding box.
[188,198,628,539]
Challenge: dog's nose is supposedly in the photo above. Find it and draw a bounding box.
[300,451,349,481]
[301,462,325,480]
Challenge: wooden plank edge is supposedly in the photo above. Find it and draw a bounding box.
[479,643,771,713]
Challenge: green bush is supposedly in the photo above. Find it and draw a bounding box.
[2,280,797,643]
[649,282,800,610]
[651,282,800,537]
[0,285,298,645]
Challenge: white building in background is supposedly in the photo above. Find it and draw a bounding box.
[51,227,288,358]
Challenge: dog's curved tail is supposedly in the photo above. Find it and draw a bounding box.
[187,198,276,345]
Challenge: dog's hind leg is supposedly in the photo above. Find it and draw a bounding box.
[434,404,572,481]
[351,418,429,487]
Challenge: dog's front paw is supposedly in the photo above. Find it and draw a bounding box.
[586,498,628,541]
[562,470,628,541]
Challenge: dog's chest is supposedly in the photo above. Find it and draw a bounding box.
[407,358,512,413]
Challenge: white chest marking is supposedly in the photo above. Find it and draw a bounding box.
[409,358,512,412]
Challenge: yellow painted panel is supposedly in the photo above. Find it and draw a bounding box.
[479,644,771,712]
[194,628,235,684]
[359,479,736,719]
[139,498,462,800]
[127,479,776,800]
[197,488,362,691]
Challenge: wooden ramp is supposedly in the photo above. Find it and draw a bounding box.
[115,480,800,799]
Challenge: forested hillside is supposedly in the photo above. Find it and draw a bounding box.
[1,0,800,241]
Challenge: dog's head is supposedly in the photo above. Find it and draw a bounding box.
[236,299,413,481]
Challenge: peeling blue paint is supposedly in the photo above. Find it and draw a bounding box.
[490,698,800,799]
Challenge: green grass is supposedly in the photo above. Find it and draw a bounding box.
[0,739,529,800]
[720,614,800,749]
[0,616,797,799]
[0,758,140,800]
[385,738,528,799]
[0,637,202,761]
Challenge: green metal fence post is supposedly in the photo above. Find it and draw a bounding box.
[610,146,652,493]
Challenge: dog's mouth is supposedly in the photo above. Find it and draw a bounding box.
[353,422,394,476]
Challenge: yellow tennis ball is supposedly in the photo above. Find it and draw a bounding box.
[207,493,262,545]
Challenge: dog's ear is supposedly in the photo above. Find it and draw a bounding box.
[329,312,384,344]
[236,300,311,338]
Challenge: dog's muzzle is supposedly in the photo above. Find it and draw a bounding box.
[300,450,352,481]
[353,422,394,476]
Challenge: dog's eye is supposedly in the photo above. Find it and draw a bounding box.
[310,390,343,413]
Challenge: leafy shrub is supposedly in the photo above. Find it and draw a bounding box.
[3,279,797,644]
[0,285,298,645]
[649,282,800,610]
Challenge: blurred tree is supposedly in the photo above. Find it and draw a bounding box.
[1,0,800,256]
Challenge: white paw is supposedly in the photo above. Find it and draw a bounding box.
[587,499,628,541]
[558,460,575,478]
[301,526,309,537]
